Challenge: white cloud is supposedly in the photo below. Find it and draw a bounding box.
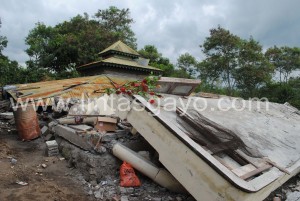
[0,0,300,65]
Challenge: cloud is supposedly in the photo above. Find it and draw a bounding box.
[0,0,300,66]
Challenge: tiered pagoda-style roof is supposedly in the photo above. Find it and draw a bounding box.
[77,41,162,74]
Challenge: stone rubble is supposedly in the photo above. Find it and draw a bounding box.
[1,101,299,201]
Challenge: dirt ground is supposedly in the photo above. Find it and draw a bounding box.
[0,130,94,201]
[1,125,299,201]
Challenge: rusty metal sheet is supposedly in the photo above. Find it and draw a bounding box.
[7,75,133,106]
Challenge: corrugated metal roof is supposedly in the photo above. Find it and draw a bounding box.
[102,57,162,71]
[7,74,133,105]
[77,56,162,72]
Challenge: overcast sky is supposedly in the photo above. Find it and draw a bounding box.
[1,0,300,66]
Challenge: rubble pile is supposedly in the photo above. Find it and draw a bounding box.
[0,110,15,133]
[31,102,191,200]
[1,75,300,201]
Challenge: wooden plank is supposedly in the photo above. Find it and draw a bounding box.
[240,164,272,180]
[232,164,257,177]
[264,158,291,175]
[214,155,234,170]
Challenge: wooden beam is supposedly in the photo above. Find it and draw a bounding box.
[240,164,272,180]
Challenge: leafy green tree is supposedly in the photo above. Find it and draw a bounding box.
[25,7,137,74]
[25,22,59,71]
[94,6,137,49]
[138,45,176,76]
[0,19,7,56]
[200,26,241,95]
[177,53,197,78]
[234,37,273,97]
[138,45,162,63]
[0,57,23,85]
[265,46,300,83]
[0,20,26,86]
[259,79,300,110]
[198,58,222,90]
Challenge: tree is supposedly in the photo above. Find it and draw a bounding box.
[234,37,273,97]
[177,53,197,78]
[0,20,26,86]
[138,45,177,77]
[94,6,137,49]
[25,7,137,73]
[198,58,223,90]
[265,46,300,83]
[138,45,162,63]
[0,19,8,56]
[200,26,241,95]
[25,22,58,70]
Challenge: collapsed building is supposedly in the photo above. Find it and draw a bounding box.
[1,41,300,201]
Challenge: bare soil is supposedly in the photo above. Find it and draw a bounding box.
[0,130,93,201]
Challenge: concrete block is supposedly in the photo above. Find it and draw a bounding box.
[54,125,93,151]
[46,140,59,156]
[46,140,58,147]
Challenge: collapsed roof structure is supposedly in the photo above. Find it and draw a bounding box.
[110,94,300,200]
[1,40,300,201]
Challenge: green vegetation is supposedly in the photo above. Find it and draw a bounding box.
[0,8,299,109]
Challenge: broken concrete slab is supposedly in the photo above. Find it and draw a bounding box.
[68,124,93,131]
[111,94,300,201]
[57,117,97,125]
[155,77,201,96]
[53,125,93,151]
[48,121,58,132]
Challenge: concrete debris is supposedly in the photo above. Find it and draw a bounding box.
[120,196,129,201]
[16,181,28,186]
[41,126,49,136]
[44,133,54,141]
[46,140,59,157]
[48,121,58,132]
[2,79,300,201]
[286,192,300,201]
[10,158,17,165]
[0,100,11,113]
[0,112,13,120]
[54,125,93,150]
[68,124,93,131]
[94,188,104,199]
